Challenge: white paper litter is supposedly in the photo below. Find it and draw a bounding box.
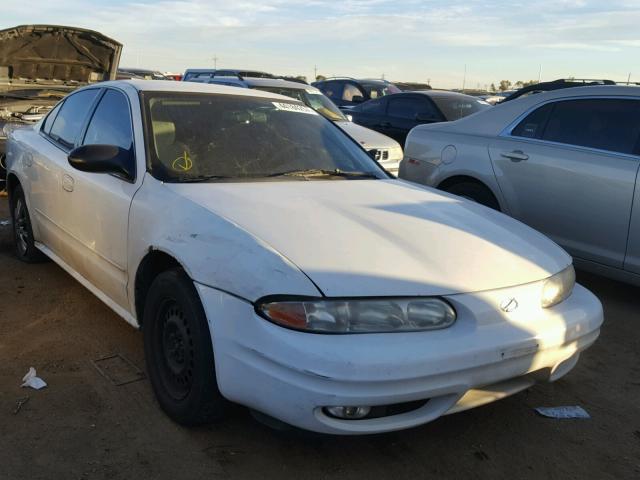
[535,406,590,419]
[0,220,11,226]
[21,367,47,390]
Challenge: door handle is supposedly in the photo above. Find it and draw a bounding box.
[501,150,529,161]
[377,122,392,128]
[62,174,74,192]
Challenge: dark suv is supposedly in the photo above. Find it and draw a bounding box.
[312,78,401,109]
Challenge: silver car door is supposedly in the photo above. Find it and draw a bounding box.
[489,97,640,268]
[57,88,141,310]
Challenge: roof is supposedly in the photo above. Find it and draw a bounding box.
[413,84,640,138]
[98,79,301,102]
[240,77,321,92]
[414,90,480,100]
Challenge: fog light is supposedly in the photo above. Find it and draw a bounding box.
[324,406,371,419]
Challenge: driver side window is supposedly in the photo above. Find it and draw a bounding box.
[82,90,134,151]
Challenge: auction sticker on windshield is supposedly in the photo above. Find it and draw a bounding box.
[272,102,317,115]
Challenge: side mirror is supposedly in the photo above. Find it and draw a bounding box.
[351,95,364,103]
[68,144,135,182]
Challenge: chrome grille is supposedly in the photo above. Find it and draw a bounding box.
[368,149,389,161]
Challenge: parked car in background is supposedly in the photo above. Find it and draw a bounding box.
[6,80,602,434]
[164,72,183,81]
[348,91,490,146]
[400,85,640,286]
[0,24,121,192]
[312,77,401,109]
[118,68,168,80]
[202,74,403,174]
[182,68,275,83]
[481,91,515,105]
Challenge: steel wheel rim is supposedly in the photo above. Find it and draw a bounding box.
[157,299,195,400]
[14,198,29,255]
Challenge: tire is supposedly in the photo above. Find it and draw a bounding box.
[143,268,226,426]
[10,185,47,262]
[443,181,500,211]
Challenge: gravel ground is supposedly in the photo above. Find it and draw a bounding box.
[0,197,638,480]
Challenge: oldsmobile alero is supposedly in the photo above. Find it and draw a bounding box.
[5,80,603,434]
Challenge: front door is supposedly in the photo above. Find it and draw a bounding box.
[489,97,640,268]
[56,88,140,309]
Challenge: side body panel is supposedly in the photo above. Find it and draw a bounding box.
[489,136,639,268]
[400,129,508,212]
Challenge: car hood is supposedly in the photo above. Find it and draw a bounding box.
[335,121,400,150]
[0,25,122,86]
[167,180,571,297]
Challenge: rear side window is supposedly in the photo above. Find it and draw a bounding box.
[387,97,439,120]
[511,103,554,139]
[49,89,100,149]
[83,90,134,150]
[42,103,62,135]
[319,81,344,100]
[342,83,364,101]
[542,99,640,154]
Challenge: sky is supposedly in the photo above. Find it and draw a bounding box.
[2,0,640,89]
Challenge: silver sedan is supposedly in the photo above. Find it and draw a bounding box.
[399,85,640,286]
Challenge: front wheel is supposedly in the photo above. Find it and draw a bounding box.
[143,268,226,426]
[11,185,47,262]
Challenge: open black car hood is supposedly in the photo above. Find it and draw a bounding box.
[0,25,122,86]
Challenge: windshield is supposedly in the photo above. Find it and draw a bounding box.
[143,92,385,182]
[252,86,347,121]
[430,95,491,121]
[361,82,401,99]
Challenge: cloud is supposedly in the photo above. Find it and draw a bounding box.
[1,0,639,86]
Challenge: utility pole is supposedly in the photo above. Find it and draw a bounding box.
[538,64,542,83]
[628,72,632,85]
[314,65,317,81]
[212,55,218,69]
[462,64,467,92]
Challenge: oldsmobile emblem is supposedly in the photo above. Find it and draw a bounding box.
[500,297,519,313]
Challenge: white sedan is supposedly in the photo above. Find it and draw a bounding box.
[6,80,603,435]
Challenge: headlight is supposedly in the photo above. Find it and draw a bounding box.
[256,297,456,333]
[541,265,575,308]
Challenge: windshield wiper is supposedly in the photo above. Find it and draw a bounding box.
[265,168,380,179]
[175,174,233,183]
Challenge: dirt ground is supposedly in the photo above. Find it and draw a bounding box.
[0,197,638,480]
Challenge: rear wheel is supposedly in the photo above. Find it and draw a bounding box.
[143,268,226,425]
[443,181,500,211]
[11,185,47,262]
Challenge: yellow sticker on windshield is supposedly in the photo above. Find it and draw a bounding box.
[172,151,193,171]
[272,102,317,115]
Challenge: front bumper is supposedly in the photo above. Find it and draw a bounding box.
[196,282,602,435]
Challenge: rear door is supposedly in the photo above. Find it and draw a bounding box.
[489,97,640,268]
[350,97,388,133]
[385,95,443,145]
[56,87,141,309]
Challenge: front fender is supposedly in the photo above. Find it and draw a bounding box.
[127,176,322,316]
